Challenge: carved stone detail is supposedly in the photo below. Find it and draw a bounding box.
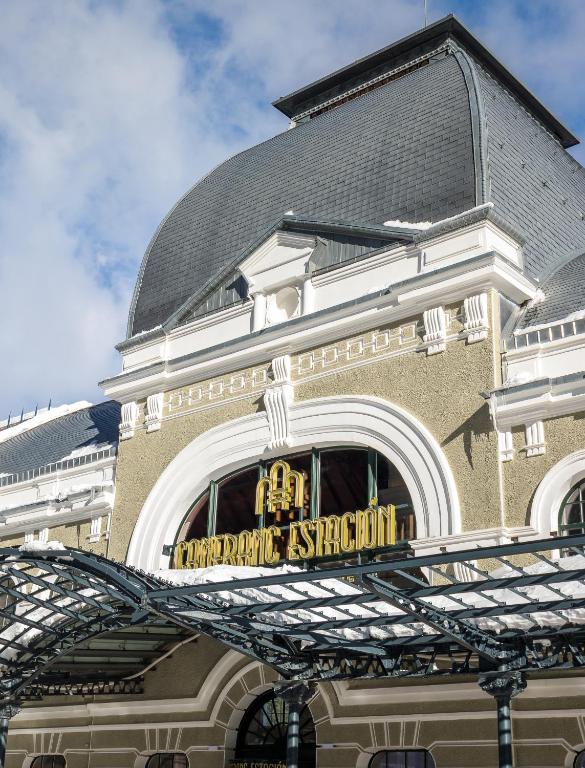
[479,670,527,701]
[145,393,164,433]
[498,429,514,462]
[120,402,138,440]
[264,355,294,450]
[524,420,545,457]
[463,293,489,343]
[423,306,447,355]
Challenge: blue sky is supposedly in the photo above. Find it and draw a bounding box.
[1,0,584,415]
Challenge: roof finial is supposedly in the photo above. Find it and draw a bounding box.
[424,0,428,28]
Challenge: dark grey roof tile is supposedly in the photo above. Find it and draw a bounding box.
[0,401,120,476]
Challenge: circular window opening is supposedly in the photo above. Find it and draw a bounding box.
[267,286,300,325]
[575,750,585,768]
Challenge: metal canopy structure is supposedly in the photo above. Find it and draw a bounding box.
[2,535,585,767]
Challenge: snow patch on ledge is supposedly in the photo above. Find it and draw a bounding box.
[383,219,432,230]
[0,402,93,445]
[19,540,66,553]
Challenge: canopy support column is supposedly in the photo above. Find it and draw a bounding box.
[0,703,20,768]
[278,682,315,768]
[479,670,526,768]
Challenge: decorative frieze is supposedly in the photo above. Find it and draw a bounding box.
[145,393,163,433]
[422,306,447,355]
[463,292,489,343]
[120,401,138,440]
[524,421,545,457]
[264,355,294,450]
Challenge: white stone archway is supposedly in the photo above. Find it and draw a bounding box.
[127,395,461,571]
[531,449,585,536]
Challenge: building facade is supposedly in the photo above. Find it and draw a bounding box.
[2,15,585,768]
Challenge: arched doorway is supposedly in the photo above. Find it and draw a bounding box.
[235,689,316,768]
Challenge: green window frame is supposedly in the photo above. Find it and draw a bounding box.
[559,479,585,536]
[175,446,415,557]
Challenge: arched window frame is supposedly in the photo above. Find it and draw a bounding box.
[175,446,416,561]
[235,688,316,766]
[531,449,585,538]
[368,749,436,768]
[29,757,66,768]
[143,754,189,768]
[559,479,585,536]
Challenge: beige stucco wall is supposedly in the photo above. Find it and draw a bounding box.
[503,413,585,529]
[108,298,504,563]
[6,650,585,768]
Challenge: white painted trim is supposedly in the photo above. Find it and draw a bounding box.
[126,395,461,571]
[490,376,585,428]
[102,252,536,403]
[531,449,585,536]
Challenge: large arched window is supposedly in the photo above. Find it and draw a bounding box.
[176,447,415,563]
[145,755,188,768]
[559,479,585,536]
[30,758,66,768]
[369,750,435,768]
[235,689,316,768]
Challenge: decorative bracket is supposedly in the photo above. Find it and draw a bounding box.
[479,670,527,701]
[524,421,545,457]
[120,402,138,440]
[498,429,514,462]
[463,293,489,343]
[264,355,295,451]
[145,393,164,433]
[422,306,447,355]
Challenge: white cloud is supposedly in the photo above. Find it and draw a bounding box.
[0,0,584,416]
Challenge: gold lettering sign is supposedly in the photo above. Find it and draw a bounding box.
[255,460,304,522]
[174,462,396,569]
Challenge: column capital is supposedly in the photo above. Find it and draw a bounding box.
[275,681,316,707]
[479,670,527,701]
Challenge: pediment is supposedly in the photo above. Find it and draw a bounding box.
[237,231,316,293]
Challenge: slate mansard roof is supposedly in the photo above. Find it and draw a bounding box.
[128,15,585,337]
[519,252,585,329]
[0,401,121,477]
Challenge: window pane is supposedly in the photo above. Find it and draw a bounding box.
[376,456,415,540]
[320,449,368,517]
[215,467,259,535]
[181,492,209,541]
[145,755,188,768]
[575,750,585,768]
[31,758,65,768]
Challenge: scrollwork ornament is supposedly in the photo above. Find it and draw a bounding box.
[0,701,20,719]
[479,670,527,700]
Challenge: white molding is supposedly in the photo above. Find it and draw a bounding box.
[504,331,585,386]
[0,489,115,537]
[531,449,585,536]
[120,401,138,440]
[264,355,294,450]
[489,375,585,428]
[238,231,315,285]
[422,306,446,355]
[126,395,461,571]
[463,292,489,343]
[102,251,536,403]
[145,393,163,433]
